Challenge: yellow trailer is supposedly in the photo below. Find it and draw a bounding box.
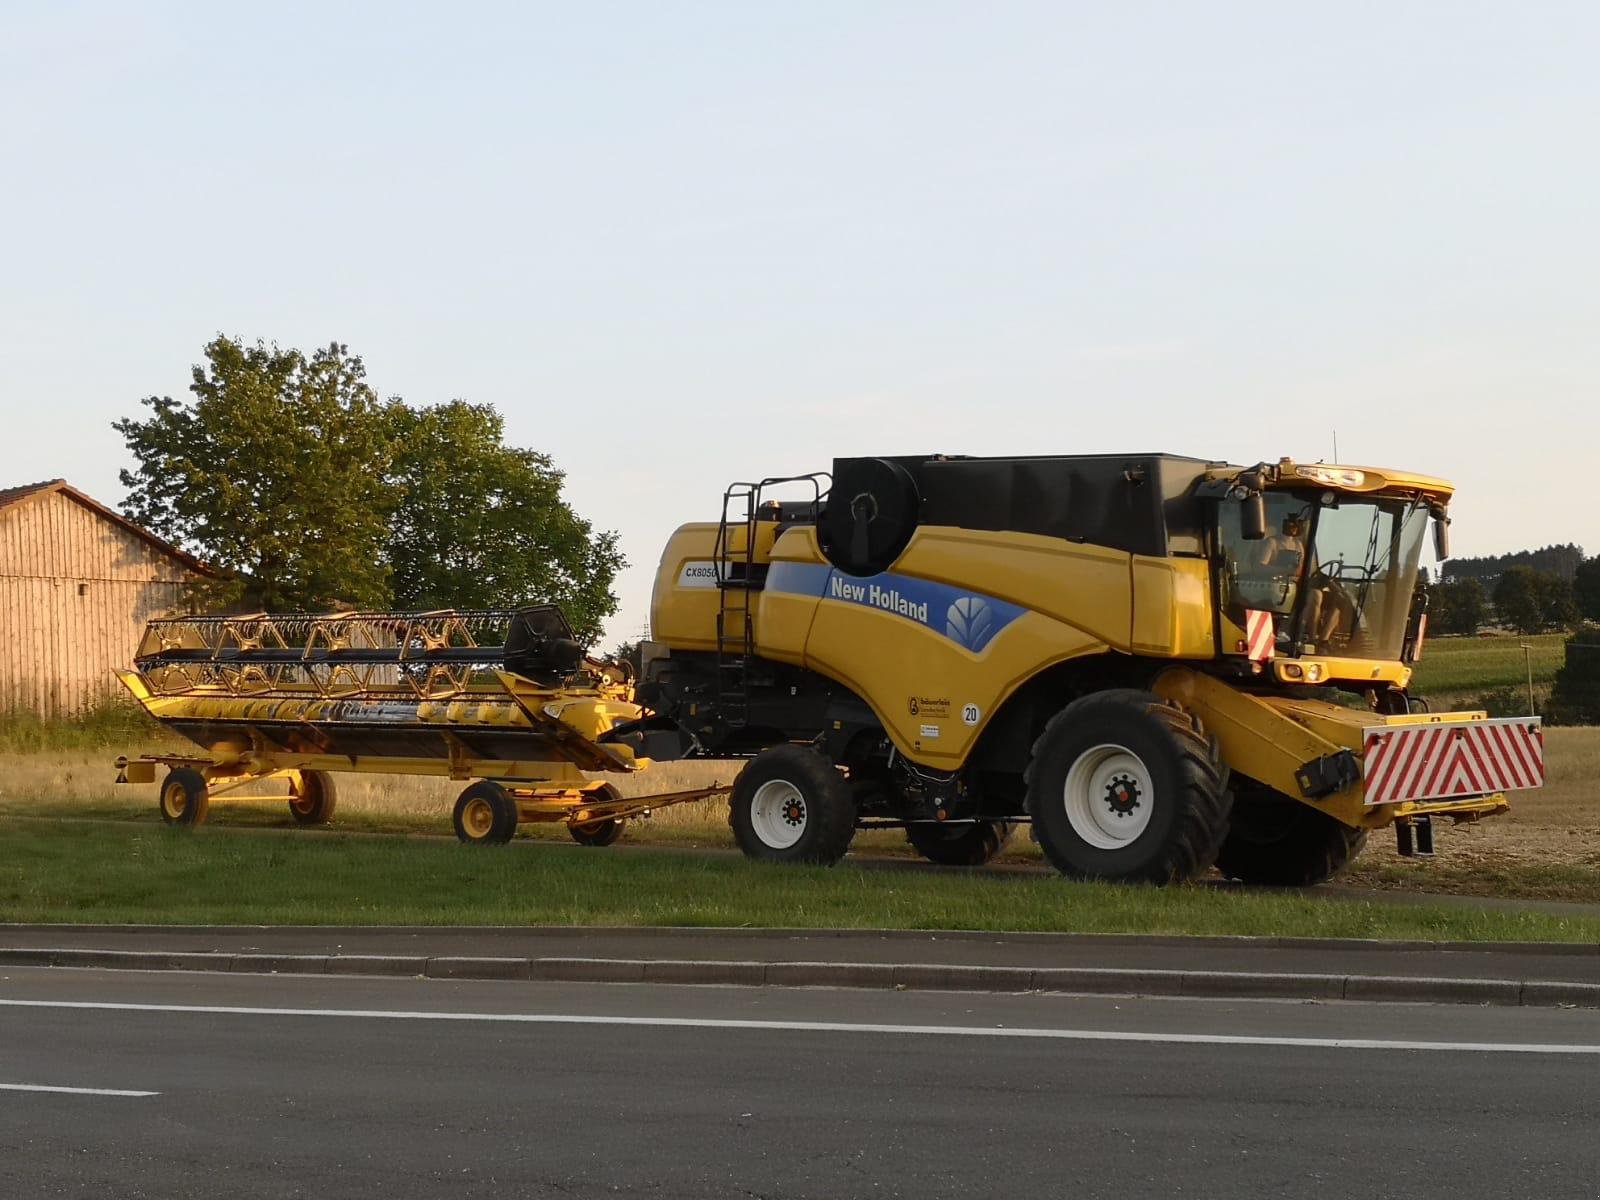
[114,606,724,845]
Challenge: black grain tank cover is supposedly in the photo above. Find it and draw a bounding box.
[821,454,1213,566]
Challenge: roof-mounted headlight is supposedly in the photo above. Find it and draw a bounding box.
[1299,466,1366,488]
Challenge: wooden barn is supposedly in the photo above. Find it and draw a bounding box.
[0,480,210,716]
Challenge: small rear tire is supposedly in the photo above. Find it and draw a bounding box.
[158,768,209,826]
[729,744,856,865]
[570,817,626,846]
[906,820,1013,866]
[453,781,517,845]
[288,770,338,826]
[1216,783,1368,886]
[569,783,626,846]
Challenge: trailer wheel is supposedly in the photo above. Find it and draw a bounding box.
[1215,783,1367,886]
[452,781,517,845]
[287,770,338,826]
[1025,690,1230,884]
[905,820,1013,866]
[729,744,855,865]
[570,817,627,847]
[158,767,209,827]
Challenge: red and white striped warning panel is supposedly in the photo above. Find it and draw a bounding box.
[1362,718,1543,807]
[1244,609,1275,662]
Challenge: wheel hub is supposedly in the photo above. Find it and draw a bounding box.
[1103,773,1141,818]
[749,779,809,850]
[1063,743,1156,850]
[463,798,494,838]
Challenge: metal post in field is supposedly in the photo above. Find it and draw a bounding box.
[1519,642,1535,715]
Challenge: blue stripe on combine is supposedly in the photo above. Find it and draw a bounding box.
[765,562,1025,653]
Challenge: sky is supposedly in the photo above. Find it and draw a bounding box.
[2,1,1597,646]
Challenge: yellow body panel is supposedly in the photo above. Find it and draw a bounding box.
[1130,556,1216,657]
[650,522,727,654]
[753,527,829,666]
[1151,667,1510,827]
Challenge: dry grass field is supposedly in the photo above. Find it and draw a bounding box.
[3,727,1596,899]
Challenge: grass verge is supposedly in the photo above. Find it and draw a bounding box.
[3,818,1598,942]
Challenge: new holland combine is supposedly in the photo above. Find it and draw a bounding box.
[118,452,1545,885]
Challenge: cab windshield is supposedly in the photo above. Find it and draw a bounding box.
[1218,492,1429,661]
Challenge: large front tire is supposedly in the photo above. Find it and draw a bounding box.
[1216,783,1367,886]
[906,820,1013,866]
[729,744,856,865]
[1025,690,1230,884]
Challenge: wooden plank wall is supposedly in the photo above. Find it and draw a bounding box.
[0,491,197,716]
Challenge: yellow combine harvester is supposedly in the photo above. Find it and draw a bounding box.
[118,451,1544,886]
[641,453,1544,884]
[114,606,723,845]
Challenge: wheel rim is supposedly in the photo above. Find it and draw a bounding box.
[1063,743,1155,850]
[161,782,186,819]
[290,779,316,815]
[461,796,495,839]
[749,778,808,850]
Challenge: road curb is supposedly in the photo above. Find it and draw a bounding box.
[3,923,1596,956]
[3,947,1598,1009]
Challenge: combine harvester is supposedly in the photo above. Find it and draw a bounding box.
[119,451,1546,885]
[115,606,720,845]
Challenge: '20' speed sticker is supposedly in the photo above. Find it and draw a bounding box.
[961,703,981,726]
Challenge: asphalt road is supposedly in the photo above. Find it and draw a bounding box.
[2,967,1598,1198]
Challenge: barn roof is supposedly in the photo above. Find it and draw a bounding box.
[0,479,215,575]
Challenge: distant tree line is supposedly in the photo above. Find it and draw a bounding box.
[1429,557,1600,636]
[1440,543,1585,584]
[115,337,625,644]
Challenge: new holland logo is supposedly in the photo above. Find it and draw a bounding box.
[945,596,995,651]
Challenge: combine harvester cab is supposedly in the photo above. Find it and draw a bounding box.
[642,454,1545,885]
[115,606,720,845]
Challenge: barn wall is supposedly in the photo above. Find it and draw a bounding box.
[0,491,197,716]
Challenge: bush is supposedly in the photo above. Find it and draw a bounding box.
[0,698,161,754]
[1546,629,1600,726]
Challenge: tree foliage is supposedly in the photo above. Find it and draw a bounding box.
[115,339,396,610]
[1575,558,1600,622]
[116,337,624,643]
[387,401,623,643]
[1492,567,1580,635]
[1442,543,1585,584]
[1428,577,1487,636]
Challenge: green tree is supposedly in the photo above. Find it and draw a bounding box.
[118,339,625,644]
[386,401,625,644]
[1575,558,1600,622]
[1429,577,1487,636]
[1492,567,1546,634]
[1542,575,1582,631]
[115,337,397,610]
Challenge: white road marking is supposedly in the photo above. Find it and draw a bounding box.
[0,1083,157,1097]
[0,997,1596,1055]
